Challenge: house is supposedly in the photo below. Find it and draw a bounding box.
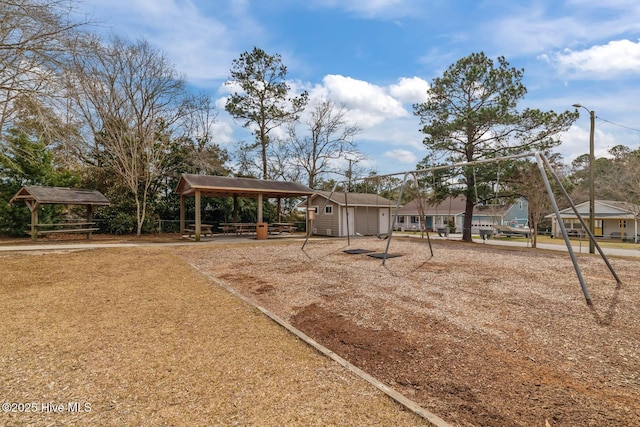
[395,195,529,234]
[306,191,394,237]
[545,200,640,241]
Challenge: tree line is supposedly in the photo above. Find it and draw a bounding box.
[2,0,639,241]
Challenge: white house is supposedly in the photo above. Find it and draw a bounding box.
[546,200,640,241]
[395,195,529,234]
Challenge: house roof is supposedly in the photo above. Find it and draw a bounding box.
[176,174,315,198]
[397,195,467,216]
[10,185,110,206]
[546,200,640,219]
[313,191,395,207]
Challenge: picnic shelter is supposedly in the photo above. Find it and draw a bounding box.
[10,185,110,240]
[175,174,315,241]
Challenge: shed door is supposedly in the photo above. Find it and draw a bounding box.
[342,207,355,236]
[379,209,389,234]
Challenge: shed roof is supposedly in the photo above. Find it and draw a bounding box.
[176,174,314,198]
[10,185,110,206]
[313,191,395,207]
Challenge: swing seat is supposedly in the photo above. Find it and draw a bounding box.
[375,233,389,240]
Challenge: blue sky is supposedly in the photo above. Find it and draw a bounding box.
[75,0,640,175]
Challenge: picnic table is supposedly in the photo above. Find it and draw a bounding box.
[184,224,213,237]
[220,223,256,235]
[28,221,99,239]
[268,222,297,234]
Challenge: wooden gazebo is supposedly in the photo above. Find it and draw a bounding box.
[175,174,315,241]
[10,185,110,240]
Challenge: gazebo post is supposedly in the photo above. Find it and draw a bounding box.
[277,197,282,222]
[26,201,39,241]
[257,194,263,222]
[233,194,239,222]
[86,205,94,239]
[180,195,185,235]
[195,189,202,242]
[307,196,312,237]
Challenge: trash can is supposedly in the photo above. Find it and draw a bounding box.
[256,222,268,240]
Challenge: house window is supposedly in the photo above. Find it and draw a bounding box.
[325,205,333,215]
[620,220,627,228]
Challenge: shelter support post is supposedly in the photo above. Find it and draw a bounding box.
[86,205,94,239]
[306,196,312,239]
[277,197,282,223]
[26,201,39,241]
[180,195,185,235]
[195,189,201,242]
[233,194,239,222]
[257,194,263,223]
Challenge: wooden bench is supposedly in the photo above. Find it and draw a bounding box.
[479,229,494,240]
[436,227,450,237]
[28,222,98,239]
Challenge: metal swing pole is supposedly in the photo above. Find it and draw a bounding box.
[382,172,411,265]
[534,152,592,305]
[411,172,433,257]
[539,154,621,284]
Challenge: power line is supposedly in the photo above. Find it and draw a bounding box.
[596,116,640,133]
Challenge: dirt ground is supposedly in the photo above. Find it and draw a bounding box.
[178,237,640,426]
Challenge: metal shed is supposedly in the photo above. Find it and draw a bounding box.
[10,185,110,240]
[175,174,315,241]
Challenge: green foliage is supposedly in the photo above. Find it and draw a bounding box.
[413,52,578,241]
[225,46,308,179]
[0,129,81,236]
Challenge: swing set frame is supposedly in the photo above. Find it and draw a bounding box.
[302,151,621,306]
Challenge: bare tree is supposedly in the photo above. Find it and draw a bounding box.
[69,36,191,236]
[284,100,361,188]
[0,0,87,147]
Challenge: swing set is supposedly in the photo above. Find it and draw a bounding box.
[301,152,621,306]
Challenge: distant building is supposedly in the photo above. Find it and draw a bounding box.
[305,191,394,237]
[545,200,640,241]
[395,195,529,234]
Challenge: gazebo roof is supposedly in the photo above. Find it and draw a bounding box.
[176,174,315,198]
[10,185,110,206]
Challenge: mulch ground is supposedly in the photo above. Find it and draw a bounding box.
[178,237,640,427]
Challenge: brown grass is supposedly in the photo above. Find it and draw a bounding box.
[0,247,428,426]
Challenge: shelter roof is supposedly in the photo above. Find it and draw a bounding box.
[10,185,110,206]
[313,191,395,207]
[176,174,314,198]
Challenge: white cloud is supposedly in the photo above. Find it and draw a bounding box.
[552,39,640,77]
[383,148,418,164]
[78,0,260,86]
[388,77,430,104]
[319,74,409,127]
[309,0,420,19]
